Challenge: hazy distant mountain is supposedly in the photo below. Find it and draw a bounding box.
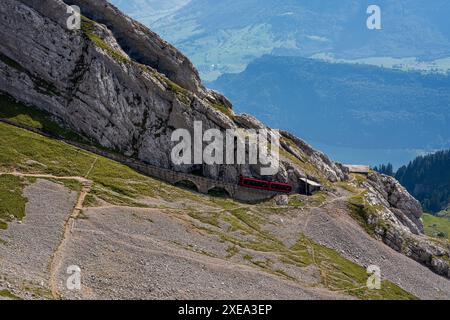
[111,0,450,80]
[209,56,450,161]
[109,0,190,24]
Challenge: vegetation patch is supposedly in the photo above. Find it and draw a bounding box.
[76,210,89,220]
[225,245,239,258]
[188,210,220,228]
[336,181,360,194]
[81,16,129,64]
[287,192,327,208]
[288,194,305,208]
[83,193,100,207]
[89,186,147,208]
[0,122,95,176]
[209,197,241,211]
[0,289,21,300]
[0,175,27,229]
[310,192,327,206]
[302,237,416,300]
[351,173,368,185]
[211,216,415,300]
[243,254,253,261]
[165,78,187,96]
[347,192,383,236]
[231,208,266,232]
[210,101,234,119]
[0,93,85,142]
[423,213,450,240]
[48,178,83,193]
[194,198,414,299]
[151,71,191,105]
[22,283,52,299]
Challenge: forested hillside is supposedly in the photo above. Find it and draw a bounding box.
[395,150,450,213]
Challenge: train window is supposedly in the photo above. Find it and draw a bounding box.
[239,177,291,193]
[243,179,269,188]
[270,183,292,192]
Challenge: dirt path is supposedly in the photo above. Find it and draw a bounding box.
[48,180,92,299]
[0,171,91,184]
[85,157,98,178]
[302,193,349,234]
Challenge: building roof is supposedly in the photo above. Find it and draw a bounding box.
[344,165,371,174]
[299,177,322,187]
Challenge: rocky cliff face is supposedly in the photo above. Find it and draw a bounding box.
[365,173,423,235]
[357,172,450,278]
[0,0,347,187]
[0,0,449,278]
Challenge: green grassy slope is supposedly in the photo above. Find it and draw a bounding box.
[423,213,450,240]
[0,175,27,229]
[0,94,85,142]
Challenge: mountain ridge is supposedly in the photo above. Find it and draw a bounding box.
[113,0,450,80]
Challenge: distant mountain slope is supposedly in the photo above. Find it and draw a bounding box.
[396,150,450,213]
[108,0,190,24]
[111,0,450,79]
[209,55,450,155]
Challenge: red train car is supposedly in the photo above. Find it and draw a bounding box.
[239,176,292,193]
[269,181,293,193]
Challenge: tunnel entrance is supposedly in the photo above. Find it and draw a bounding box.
[207,187,231,198]
[174,180,199,193]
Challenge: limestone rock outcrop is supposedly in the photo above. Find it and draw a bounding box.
[365,173,423,235]
[359,172,450,278]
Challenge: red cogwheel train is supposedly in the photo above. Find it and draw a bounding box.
[239,175,292,193]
